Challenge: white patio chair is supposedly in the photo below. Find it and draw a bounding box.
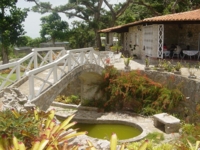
[163,51,170,58]
[114,52,122,62]
[172,45,181,59]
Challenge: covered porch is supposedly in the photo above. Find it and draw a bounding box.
[99,9,200,62]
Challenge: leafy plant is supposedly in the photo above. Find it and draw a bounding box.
[145,58,149,67]
[122,55,132,66]
[186,63,197,76]
[99,69,184,113]
[165,61,174,72]
[55,95,81,105]
[126,139,150,150]
[178,123,200,148]
[187,140,200,150]
[0,108,86,149]
[110,45,122,52]
[174,62,182,71]
[141,107,161,116]
[157,59,164,68]
[146,132,164,143]
[196,104,200,114]
[176,140,200,150]
[0,109,40,141]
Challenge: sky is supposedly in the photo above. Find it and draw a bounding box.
[16,0,125,38]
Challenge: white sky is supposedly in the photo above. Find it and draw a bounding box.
[16,0,125,38]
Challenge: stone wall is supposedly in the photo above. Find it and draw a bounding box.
[143,70,200,123]
[59,72,104,105]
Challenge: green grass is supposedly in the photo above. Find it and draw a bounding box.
[0,73,20,87]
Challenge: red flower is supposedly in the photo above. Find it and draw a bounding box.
[105,58,110,64]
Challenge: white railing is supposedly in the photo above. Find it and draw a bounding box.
[25,47,105,100]
[32,47,67,68]
[0,47,66,89]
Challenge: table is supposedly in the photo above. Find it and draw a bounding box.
[182,50,199,59]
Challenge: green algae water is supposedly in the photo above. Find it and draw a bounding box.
[73,123,142,140]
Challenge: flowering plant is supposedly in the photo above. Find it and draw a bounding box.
[105,57,110,65]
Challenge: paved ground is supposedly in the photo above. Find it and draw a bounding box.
[115,58,200,78]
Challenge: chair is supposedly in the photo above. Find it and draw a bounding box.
[172,45,181,58]
[163,51,170,58]
[114,52,122,62]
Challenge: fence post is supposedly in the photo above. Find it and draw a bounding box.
[53,64,57,83]
[49,49,53,63]
[68,54,71,71]
[28,74,35,100]
[89,51,93,64]
[16,62,21,80]
[33,49,38,69]
[81,51,84,65]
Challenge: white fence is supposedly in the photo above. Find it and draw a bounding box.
[0,47,66,89]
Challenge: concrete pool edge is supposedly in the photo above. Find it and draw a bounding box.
[72,118,147,143]
[52,102,148,143]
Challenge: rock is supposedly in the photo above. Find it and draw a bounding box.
[0,87,28,111]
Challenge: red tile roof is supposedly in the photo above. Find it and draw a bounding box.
[144,9,200,22]
[98,20,143,33]
[99,9,200,33]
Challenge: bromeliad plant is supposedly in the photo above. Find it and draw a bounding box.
[0,108,86,150]
[86,133,148,150]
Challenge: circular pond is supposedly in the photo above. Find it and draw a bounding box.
[72,119,145,142]
[73,122,142,140]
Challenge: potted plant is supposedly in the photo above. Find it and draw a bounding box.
[187,64,197,79]
[145,57,151,70]
[122,55,132,71]
[174,62,182,75]
[156,59,165,72]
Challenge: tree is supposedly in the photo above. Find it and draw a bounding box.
[31,0,133,49]
[27,37,45,48]
[40,12,69,46]
[117,0,200,26]
[68,21,95,48]
[126,0,200,20]
[16,36,45,48]
[0,0,28,64]
[30,0,200,50]
[16,36,32,47]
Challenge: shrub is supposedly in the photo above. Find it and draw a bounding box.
[146,132,164,143]
[0,108,86,149]
[179,123,200,144]
[55,95,81,105]
[98,67,185,113]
